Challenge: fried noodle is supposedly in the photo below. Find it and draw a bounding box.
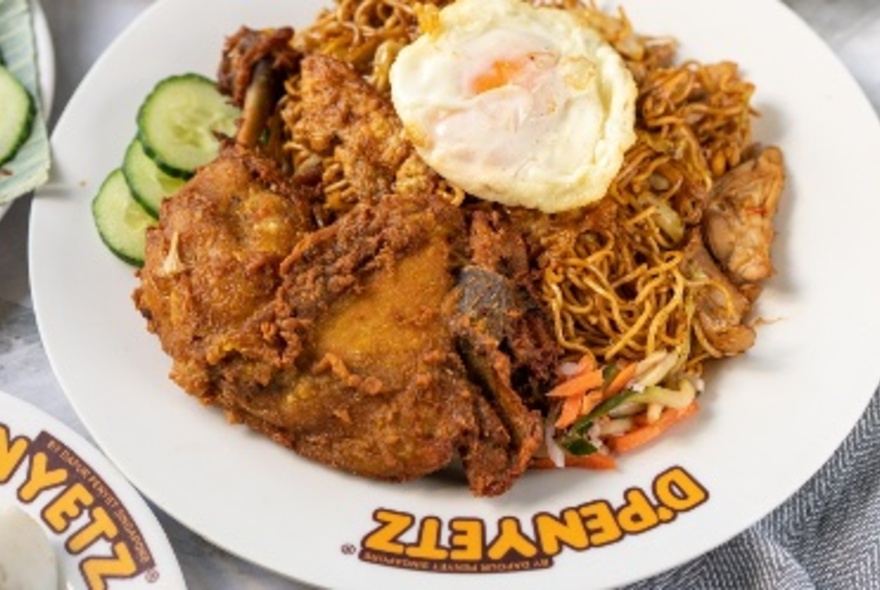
[280,0,758,379]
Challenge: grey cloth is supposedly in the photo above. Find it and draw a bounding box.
[627,390,880,589]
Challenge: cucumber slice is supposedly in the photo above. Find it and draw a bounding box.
[137,74,240,178]
[123,137,187,218]
[92,169,156,267]
[0,65,35,166]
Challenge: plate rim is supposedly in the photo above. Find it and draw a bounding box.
[28,0,880,587]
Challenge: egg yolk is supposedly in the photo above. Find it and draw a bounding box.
[471,58,528,94]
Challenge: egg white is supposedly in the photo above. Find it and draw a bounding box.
[390,0,638,212]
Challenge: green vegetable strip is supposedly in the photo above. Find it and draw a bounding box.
[560,387,640,442]
[553,358,641,455]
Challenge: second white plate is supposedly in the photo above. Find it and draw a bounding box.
[0,390,186,589]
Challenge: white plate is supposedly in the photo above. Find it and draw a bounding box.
[29,0,880,587]
[0,0,54,223]
[0,390,186,589]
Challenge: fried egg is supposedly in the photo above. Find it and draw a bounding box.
[389,0,637,212]
[0,506,59,590]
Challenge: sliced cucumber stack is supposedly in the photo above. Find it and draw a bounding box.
[93,72,240,266]
[123,137,187,218]
[137,74,240,178]
[0,65,35,167]
[92,170,156,267]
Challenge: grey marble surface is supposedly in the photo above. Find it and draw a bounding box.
[1,0,878,588]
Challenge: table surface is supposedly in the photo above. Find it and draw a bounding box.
[1,0,879,588]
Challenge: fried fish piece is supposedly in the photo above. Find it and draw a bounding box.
[463,209,560,408]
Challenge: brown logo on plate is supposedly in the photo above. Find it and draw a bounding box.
[0,423,157,589]
[357,465,709,573]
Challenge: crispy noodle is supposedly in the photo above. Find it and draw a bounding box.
[280,0,757,380]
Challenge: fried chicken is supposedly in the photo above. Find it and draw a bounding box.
[294,55,411,200]
[293,54,441,207]
[134,144,315,395]
[138,184,544,494]
[703,147,785,284]
[218,26,300,165]
[218,26,298,108]
[135,34,555,496]
[217,193,477,483]
[680,231,756,355]
[266,193,540,494]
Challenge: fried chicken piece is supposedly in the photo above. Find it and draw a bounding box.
[293,55,438,203]
[251,194,475,482]
[134,145,315,396]
[137,158,544,495]
[460,209,559,409]
[218,26,298,108]
[255,194,541,495]
[144,188,542,496]
[451,267,544,494]
[218,27,300,163]
[703,147,785,284]
[681,231,755,355]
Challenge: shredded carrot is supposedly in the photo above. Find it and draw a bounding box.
[555,394,583,428]
[580,390,603,416]
[606,402,699,454]
[604,362,638,398]
[530,453,617,470]
[529,457,559,469]
[546,369,604,398]
[574,353,597,374]
[565,453,617,470]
